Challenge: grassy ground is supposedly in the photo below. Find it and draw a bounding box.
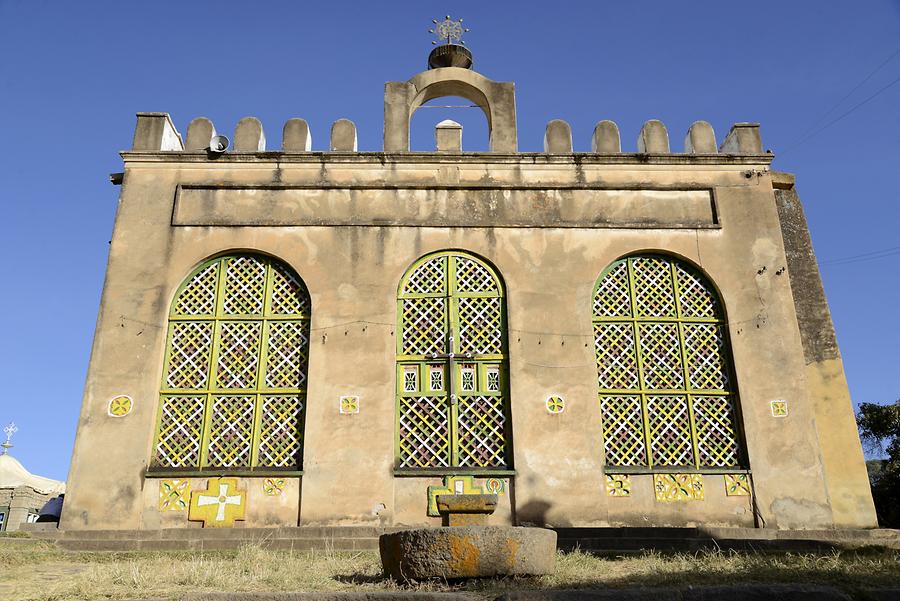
[1,542,898,601]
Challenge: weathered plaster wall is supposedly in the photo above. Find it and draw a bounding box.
[60,149,874,531]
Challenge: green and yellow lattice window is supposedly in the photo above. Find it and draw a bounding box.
[396,251,510,471]
[151,254,311,473]
[593,255,744,469]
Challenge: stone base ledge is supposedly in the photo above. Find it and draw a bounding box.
[18,521,58,532]
[14,526,899,553]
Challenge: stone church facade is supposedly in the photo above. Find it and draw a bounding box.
[61,57,877,531]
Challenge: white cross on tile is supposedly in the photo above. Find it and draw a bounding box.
[197,484,242,522]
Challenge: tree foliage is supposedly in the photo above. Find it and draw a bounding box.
[857,400,900,528]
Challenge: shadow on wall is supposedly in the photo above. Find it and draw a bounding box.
[516,500,553,527]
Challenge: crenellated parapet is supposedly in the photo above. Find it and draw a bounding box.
[129,67,767,158]
[131,112,767,158]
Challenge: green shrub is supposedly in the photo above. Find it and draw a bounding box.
[858,400,900,527]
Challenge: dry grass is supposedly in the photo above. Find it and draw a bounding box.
[1,543,898,601]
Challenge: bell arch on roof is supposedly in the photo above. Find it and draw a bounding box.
[384,67,517,152]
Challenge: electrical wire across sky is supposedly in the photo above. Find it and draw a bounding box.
[779,45,900,269]
[821,245,900,267]
[782,46,900,155]
[780,48,900,156]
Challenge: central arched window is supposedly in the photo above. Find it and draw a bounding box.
[150,253,310,474]
[593,254,744,470]
[396,251,510,472]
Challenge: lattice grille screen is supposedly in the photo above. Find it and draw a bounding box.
[593,255,743,469]
[152,254,310,471]
[397,252,509,470]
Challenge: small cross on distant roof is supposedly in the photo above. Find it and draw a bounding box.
[2,422,17,454]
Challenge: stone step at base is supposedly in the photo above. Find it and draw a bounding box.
[56,537,381,552]
[555,526,900,541]
[555,527,900,552]
[556,538,848,553]
[26,526,900,553]
[36,526,397,541]
[555,527,713,539]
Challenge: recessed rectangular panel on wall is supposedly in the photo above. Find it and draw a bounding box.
[172,186,718,229]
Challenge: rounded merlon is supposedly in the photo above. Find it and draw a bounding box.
[331,118,358,151]
[283,118,312,152]
[637,119,670,153]
[592,120,621,153]
[185,117,216,151]
[544,120,573,153]
[685,121,717,154]
[234,116,266,152]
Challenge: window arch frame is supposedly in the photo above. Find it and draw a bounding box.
[592,252,748,473]
[394,250,514,475]
[148,251,311,476]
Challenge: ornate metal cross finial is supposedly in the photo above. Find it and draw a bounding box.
[2,422,17,454]
[429,16,470,45]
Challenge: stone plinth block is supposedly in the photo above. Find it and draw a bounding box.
[592,120,621,153]
[379,526,556,581]
[435,119,462,152]
[637,119,670,153]
[234,117,266,151]
[185,117,217,151]
[283,118,312,152]
[436,493,497,527]
[331,118,358,151]
[543,119,573,153]
[720,122,763,154]
[685,121,717,153]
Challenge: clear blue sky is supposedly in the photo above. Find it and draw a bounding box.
[1,1,898,480]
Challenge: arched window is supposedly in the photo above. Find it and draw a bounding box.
[593,255,744,469]
[396,251,510,471]
[151,254,310,473]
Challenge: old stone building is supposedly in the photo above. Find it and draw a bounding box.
[0,453,66,532]
[61,37,876,533]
